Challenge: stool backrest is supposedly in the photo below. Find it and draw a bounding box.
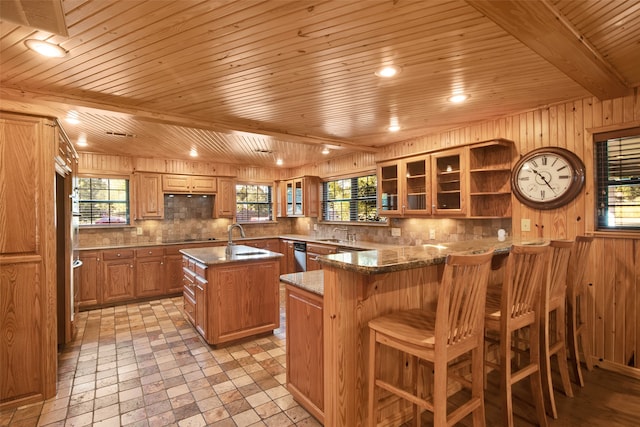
[502,244,550,320]
[548,240,575,302]
[567,236,594,298]
[437,249,494,346]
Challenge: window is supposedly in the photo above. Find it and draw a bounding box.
[78,177,130,226]
[322,174,384,222]
[236,184,273,222]
[595,127,640,230]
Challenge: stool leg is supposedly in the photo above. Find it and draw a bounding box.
[529,321,549,427]
[500,329,514,427]
[567,297,585,387]
[555,303,574,398]
[541,307,558,419]
[471,345,486,427]
[368,329,377,427]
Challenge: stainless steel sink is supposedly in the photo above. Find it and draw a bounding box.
[317,238,342,243]
[235,251,265,256]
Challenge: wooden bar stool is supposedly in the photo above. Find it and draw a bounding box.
[367,249,494,427]
[566,235,594,387]
[541,240,574,419]
[484,244,549,427]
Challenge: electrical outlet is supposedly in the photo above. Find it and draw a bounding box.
[391,227,401,237]
[429,229,436,240]
[521,218,531,232]
[136,227,143,235]
[313,224,318,231]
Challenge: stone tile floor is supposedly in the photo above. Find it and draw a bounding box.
[1,287,321,427]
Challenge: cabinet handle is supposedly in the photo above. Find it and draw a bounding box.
[148,251,152,255]
[117,253,121,257]
[130,265,133,268]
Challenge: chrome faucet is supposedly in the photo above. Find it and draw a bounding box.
[333,226,348,240]
[228,223,246,245]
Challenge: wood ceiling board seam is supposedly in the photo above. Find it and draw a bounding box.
[0,86,377,152]
[465,0,631,100]
[50,2,480,98]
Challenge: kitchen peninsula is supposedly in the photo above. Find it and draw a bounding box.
[180,245,283,346]
[315,238,532,427]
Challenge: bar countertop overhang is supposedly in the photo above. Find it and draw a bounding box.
[318,237,547,274]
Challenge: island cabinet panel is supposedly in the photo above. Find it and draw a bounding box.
[101,250,135,303]
[212,261,280,344]
[194,276,208,337]
[322,264,442,427]
[286,285,324,423]
[135,248,164,298]
[164,251,185,294]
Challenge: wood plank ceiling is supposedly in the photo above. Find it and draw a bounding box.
[1,0,639,169]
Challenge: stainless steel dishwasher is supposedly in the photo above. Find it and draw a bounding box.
[293,242,307,272]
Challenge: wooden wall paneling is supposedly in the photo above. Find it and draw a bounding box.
[625,240,637,367]
[593,238,605,362]
[583,99,595,233]
[635,240,640,369]
[619,239,633,366]
[602,238,616,362]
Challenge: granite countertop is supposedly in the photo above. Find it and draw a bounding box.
[180,244,283,265]
[319,238,547,274]
[280,270,324,296]
[78,234,398,251]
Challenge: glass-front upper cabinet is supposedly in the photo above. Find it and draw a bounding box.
[378,161,400,215]
[431,147,467,215]
[286,181,294,216]
[377,155,431,216]
[294,179,303,215]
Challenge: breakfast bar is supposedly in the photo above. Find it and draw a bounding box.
[316,238,523,427]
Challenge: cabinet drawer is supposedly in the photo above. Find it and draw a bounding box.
[307,243,336,256]
[195,263,207,278]
[183,292,195,324]
[102,249,134,260]
[182,256,196,271]
[136,247,163,258]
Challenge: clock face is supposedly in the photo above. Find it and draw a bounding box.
[511,147,585,209]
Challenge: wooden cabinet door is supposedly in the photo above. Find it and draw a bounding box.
[135,248,164,298]
[431,147,467,216]
[135,173,164,219]
[216,177,236,218]
[213,261,279,343]
[77,251,100,309]
[162,174,191,193]
[377,161,402,215]
[191,175,217,193]
[303,177,320,217]
[102,252,135,303]
[164,254,184,294]
[286,286,324,422]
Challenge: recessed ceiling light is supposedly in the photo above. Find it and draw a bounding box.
[448,94,469,103]
[375,65,401,78]
[65,111,80,125]
[76,134,87,147]
[388,125,401,132]
[24,39,67,58]
[276,158,283,166]
[190,148,198,157]
[321,148,330,155]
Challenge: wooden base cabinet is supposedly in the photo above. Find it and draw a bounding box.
[101,250,135,303]
[286,285,324,423]
[76,251,101,309]
[182,255,280,345]
[135,248,164,298]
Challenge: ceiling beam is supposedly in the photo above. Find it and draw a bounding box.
[0,87,380,153]
[465,0,631,100]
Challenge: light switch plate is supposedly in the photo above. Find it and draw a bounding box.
[429,229,436,240]
[521,218,531,232]
[136,227,143,235]
[391,227,401,237]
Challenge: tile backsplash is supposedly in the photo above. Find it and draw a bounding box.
[79,195,511,248]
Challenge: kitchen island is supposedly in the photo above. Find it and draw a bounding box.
[318,238,539,427]
[180,245,283,346]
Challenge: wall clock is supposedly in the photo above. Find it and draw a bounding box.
[511,146,585,210]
